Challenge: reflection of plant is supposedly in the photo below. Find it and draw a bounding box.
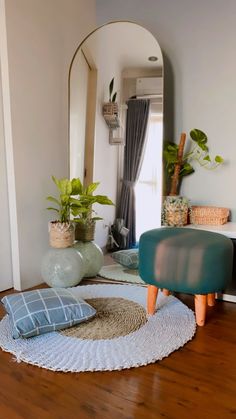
[109,78,117,102]
[71,179,114,226]
[46,177,114,225]
[164,129,224,195]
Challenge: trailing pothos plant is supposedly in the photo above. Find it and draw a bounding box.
[46,176,114,226]
[163,129,224,196]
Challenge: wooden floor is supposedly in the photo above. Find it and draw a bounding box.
[0,284,236,419]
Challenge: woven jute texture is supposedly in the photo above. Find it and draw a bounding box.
[49,222,75,248]
[165,208,188,226]
[60,297,147,340]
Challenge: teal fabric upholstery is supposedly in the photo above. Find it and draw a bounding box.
[1,288,96,339]
[112,249,139,269]
[139,227,233,294]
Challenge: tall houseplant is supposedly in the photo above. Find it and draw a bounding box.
[163,129,224,196]
[162,129,224,226]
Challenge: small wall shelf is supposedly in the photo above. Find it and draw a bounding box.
[102,102,125,145]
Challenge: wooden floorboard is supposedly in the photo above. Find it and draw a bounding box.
[0,283,236,419]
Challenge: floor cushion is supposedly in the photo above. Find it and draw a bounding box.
[111,249,139,269]
[1,288,96,339]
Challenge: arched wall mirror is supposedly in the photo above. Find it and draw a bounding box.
[69,21,163,248]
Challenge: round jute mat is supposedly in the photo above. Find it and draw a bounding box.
[60,297,147,340]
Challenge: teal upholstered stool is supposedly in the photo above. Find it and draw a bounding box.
[139,227,233,326]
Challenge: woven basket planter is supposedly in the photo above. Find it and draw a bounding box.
[102,102,120,129]
[49,222,75,248]
[102,102,118,116]
[163,196,189,227]
[190,206,229,225]
[75,223,95,242]
[165,208,188,227]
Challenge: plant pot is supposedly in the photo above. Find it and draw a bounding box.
[102,102,120,129]
[49,221,75,248]
[75,222,95,242]
[162,196,189,227]
[165,208,188,226]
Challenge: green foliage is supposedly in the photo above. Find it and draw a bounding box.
[163,129,224,195]
[109,77,117,103]
[46,176,114,225]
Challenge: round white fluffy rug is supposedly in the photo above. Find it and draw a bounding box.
[0,284,196,372]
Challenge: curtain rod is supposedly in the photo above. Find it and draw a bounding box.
[127,96,162,105]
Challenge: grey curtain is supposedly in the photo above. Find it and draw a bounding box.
[118,99,150,248]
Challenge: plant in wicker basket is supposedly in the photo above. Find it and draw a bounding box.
[162,196,190,227]
[46,177,114,246]
[46,176,78,248]
[102,78,120,130]
[70,179,114,242]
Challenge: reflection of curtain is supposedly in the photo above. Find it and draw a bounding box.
[118,99,150,248]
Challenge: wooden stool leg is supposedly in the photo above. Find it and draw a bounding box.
[207,293,215,307]
[163,288,170,296]
[194,294,207,326]
[147,285,158,315]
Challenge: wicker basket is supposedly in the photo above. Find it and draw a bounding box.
[102,102,120,129]
[49,222,75,248]
[102,102,118,116]
[190,206,229,225]
[165,208,188,227]
[75,223,95,242]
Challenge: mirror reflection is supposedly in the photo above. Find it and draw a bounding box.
[69,21,163,248]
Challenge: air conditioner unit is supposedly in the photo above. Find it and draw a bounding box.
[136,77,163,97]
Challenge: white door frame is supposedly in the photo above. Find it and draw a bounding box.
[0,0,21,290]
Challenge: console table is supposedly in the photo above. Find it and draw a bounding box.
[186,222,236,302]
[185,222,236,239]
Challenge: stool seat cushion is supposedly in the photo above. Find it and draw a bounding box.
[139,227,233,294]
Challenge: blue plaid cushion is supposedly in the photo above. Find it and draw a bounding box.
[1,288,96,339]
[112,249,139,269]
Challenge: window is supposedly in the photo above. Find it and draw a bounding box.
[135,106,163,241]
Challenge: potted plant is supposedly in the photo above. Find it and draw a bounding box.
[102,77,119,130]
[71,178,114,241]
[163,129,224,196]
[47,176,114,245]
[46,176,76,248]
[162,196,190,227]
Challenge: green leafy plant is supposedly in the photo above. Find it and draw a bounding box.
[46,176,113,225]
[109,77,117,103]
[163,129,224,195]
[71,179,114,226]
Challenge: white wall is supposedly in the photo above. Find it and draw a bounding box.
[93,62,120,248]
[96,0,236,218]
[5,0,96,289]
[0,62,13,291]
